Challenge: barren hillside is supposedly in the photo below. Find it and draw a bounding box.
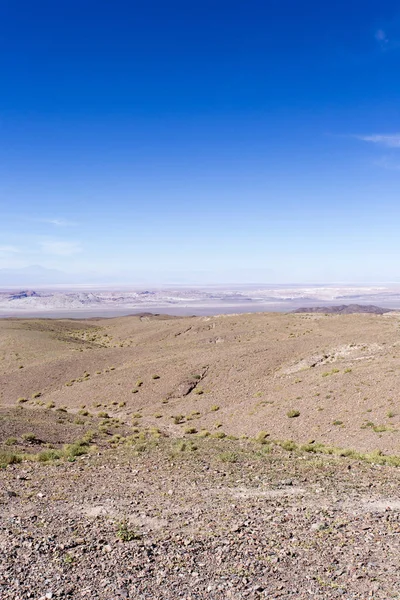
[1,311,400,454]
[2,312,400,599]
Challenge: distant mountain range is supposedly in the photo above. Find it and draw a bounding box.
[0,283,399,317]
[292,304,392,315]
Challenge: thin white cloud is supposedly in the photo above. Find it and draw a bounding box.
[0,245,20,255]
[374,156,400,171]
[39,240,82,256]
[31,217,77,227]
[375,29,388,43]
[374,28,400,51]
[355,134,400,148]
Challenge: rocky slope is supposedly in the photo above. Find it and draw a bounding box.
[2,311,400,598]
[1,439,400,599]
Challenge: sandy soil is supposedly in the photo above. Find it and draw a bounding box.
[1,312,400,453]
[1,312,400,598]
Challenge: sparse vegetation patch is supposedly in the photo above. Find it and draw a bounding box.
[287,410,300,418]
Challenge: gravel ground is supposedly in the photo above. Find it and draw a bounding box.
[1,439,400,599]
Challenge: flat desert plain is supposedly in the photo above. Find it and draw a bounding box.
[1,311,400,599]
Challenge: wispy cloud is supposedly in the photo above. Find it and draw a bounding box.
[374,156,400,171]
[354,133,400,171]
[0,245,20,256]
[39,240,82,256]
[354,134,400,148]
[375,29,389,45]
[374,28,400,51]
[31,217,77,227]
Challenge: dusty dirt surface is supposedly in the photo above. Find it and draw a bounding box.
[2,312,400,453]
[1,312,400,598]
[1,439,400,599]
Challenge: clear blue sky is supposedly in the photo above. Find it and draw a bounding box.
[1,0,400,284]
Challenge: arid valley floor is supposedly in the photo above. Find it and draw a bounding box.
[1,311,400,598]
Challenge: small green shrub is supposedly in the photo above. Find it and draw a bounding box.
[173,440,197,453]
[278,440,297,451]
[197,430,210,437]
[5,437,17,446]
[255,431,270,444]
[116,519,141,542]
[322,368,340,377]
[184,427,197,434]
[36,449,62,462]
[63,442,88,459]
[81,431,95,444]
[373,424,390,433]
[21,433,36,442]
[0,451,22,467]
[172,415,185,424]
[219,451,238,463]
[287,410,300,418]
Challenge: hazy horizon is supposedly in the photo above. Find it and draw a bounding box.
[2,265,400,289]
[2,282,400,319]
